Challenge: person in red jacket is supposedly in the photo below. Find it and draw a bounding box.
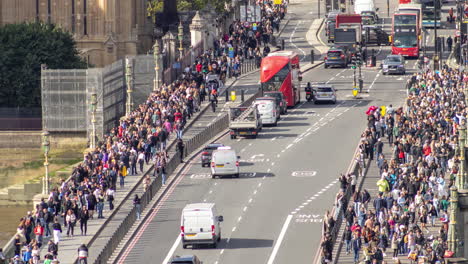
[34,222,44,248]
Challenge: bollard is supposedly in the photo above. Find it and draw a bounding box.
[281,39,285,50]
[225,88,229,102]
[371,55,376,67]
[230,91,236,102]
[311,49,315,64]
[241,89,245,102]
[359,79,364,93]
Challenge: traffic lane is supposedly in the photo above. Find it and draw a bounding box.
[218,98,370,264]
[167,131,292,263]
[120,133,266,264]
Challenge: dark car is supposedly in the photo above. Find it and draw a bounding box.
[264,91,287,114]
[169,255,202,264]
[362,26,389,46]
[325,48,349,68]
[201,143,224,167]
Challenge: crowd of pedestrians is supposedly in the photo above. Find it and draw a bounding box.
[1,1,289,263]
[321,66,467,264]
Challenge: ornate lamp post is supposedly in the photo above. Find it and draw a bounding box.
[458,121,467,189]
[153,41,160,91]
[41,131,50,195]
[90,92,97,149]
[125,57,133,116]
[178,22,184,59]
[448,186,459,255]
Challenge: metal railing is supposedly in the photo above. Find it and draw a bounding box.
[89,88,262,264]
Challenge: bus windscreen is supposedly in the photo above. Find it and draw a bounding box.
[394,14,417,25]
[261,64,289,91]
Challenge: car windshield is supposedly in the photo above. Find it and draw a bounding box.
[317,87,333,92]
[386,57,402,63]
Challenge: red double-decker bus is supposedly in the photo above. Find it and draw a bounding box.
[391,13,420,57]
[260,51,301,107]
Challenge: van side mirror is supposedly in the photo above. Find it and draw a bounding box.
[218,216,224,222]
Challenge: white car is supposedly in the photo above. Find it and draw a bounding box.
[313,85,337,104]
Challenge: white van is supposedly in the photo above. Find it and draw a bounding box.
[253,98,278,126]
[354,0,375,14]
[181,203,223,249]
[210,147,240,178]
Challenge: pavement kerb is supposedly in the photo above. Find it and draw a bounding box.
[301,18,327,73]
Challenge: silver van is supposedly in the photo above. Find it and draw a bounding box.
[253,97,278,126]
[210,147,240,178]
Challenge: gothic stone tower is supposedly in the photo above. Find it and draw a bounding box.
[0,0,154,67]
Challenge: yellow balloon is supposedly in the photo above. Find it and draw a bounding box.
[380,105,386,116]
[352,89,358,97]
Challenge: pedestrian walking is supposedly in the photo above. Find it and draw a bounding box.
[97,191,105,219]
[13,235,21,256]
[0,248,5,264]
[134,194,141,220]
[352,232,362,263]
[65,209,76,237]
[24,212,34,244]
[52,218,62,244]
[77,244,88,264]
[176,139,185,163]
[31,245,40,264]
[106,188,115,210]
[447,36,453,52]
[119,162,127,188]
[47,240,58,258]
[79,206,89,236]
[33,223,44,248]
[137,151,145,173]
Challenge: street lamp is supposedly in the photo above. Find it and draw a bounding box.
[433,0,439,70]
[41,131,50,195]
[125,57,133,116]
[178,22,184,59]
[153,41,160,91]
[90,92,97,149]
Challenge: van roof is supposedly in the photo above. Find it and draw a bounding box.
[183,203,215,211]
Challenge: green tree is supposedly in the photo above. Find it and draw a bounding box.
[147,0,230,18]
[0,22,87,108]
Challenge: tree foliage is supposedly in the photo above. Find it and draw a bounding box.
[0,22,87,108]
[147,0,230,17]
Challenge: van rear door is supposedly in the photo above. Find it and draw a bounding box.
[183,211,213,240]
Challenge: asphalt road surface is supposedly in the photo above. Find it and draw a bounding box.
[114,0,438,262]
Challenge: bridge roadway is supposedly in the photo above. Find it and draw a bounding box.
[114,0,430,262]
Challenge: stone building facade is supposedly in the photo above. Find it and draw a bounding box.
[0,0,154,67]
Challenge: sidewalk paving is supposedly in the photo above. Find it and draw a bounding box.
[333,141,447,264]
